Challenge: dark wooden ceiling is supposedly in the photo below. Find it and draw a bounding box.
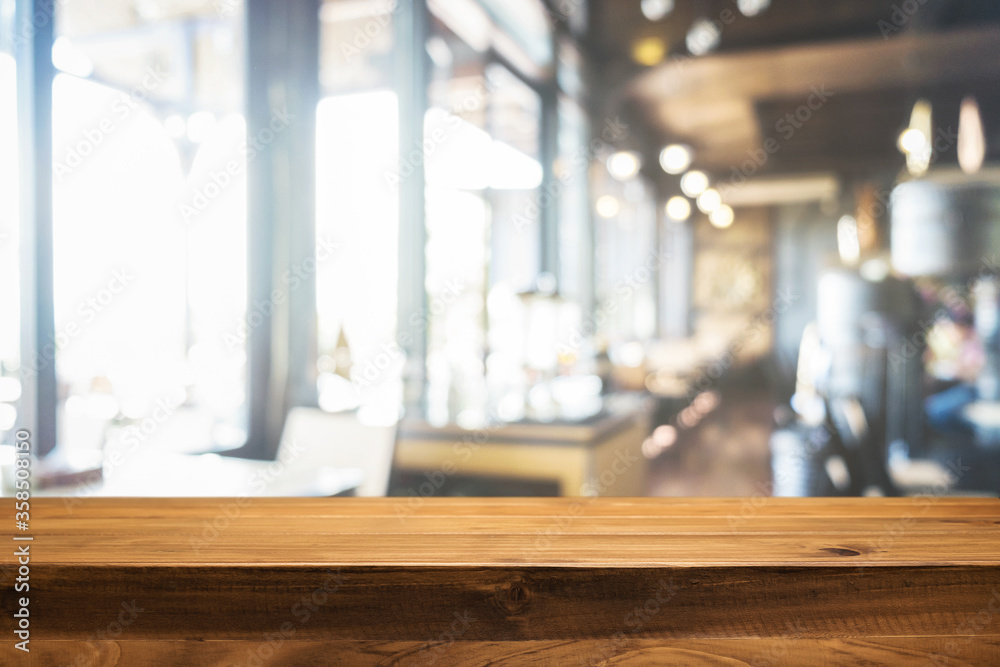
[583,0,1000,187]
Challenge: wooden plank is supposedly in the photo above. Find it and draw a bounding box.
[2,498,998,662]
[15,498,1000,567]
[4,638,1000,666]
[16,534,1000,567]
[12,564,1000,641]
[21,515,1000,535]
[32,496,1000,518]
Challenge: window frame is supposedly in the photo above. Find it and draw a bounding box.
[18,0,591,459]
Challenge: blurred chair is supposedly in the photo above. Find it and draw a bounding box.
[278,407,398,497]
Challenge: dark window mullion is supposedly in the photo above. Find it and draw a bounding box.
[242,0,320,459]
[395,0,430,416]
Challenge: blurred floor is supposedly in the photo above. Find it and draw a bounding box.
[647,393,776,497]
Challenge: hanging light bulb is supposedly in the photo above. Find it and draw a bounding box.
[659,144,693,174]
[958,96,986,175]
[606,151,642,181]
[696,188,721,213]
[837,215,861,266]
[680,170,709,197]
[665,196,691,222]
[641,0,675,21]
[631,37,667,67]
[686,18,721,56]
[898,99,932,177]
[709,204,734,228]
[898,128,927,155]
[737,0,771,17]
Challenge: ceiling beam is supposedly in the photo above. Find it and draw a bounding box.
[622,26,1000,178]
[629,26,1000,103]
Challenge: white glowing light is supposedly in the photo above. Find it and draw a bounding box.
[618,341,645,368]
[665,196,691,222]
[607,151,642,181]
[837,215,861,265]
[641,0,675,21]
[958,96,986,175]
[680,170,709,197]
[686,19,721,56]
[737,0,771,17]
[697,188,721,214]
[901,99,933,177]
[659,143,693,174]
[860,258,891,283]
[596,195,620,218]
[709,204,734,228]
[897,128,927,155]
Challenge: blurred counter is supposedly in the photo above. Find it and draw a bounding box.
[395,394,654,496]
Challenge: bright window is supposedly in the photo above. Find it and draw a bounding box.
[315,91,400,415]
[0,3,19,440]
[52,1,248,453]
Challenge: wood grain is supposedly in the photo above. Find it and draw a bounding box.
[6,638,1000,667]
[2,498,998,665]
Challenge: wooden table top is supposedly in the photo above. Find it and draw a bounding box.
[25,496,1000,568]
[5,497,1000,664]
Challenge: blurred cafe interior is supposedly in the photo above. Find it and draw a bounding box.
[2,0,1000,500]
